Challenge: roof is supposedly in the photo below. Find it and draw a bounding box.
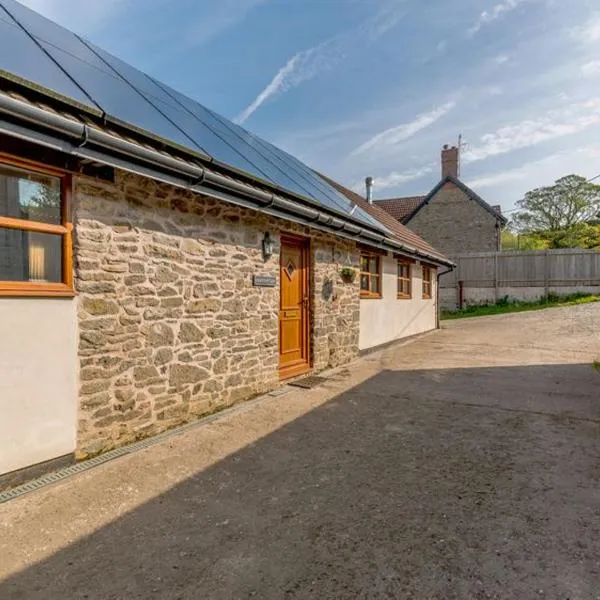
[318,174,450,264]
[372,196,425,222]
[374,176,508,226]
[0,0,385,235]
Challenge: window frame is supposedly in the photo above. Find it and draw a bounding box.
[422,265,433,300]
[359,251,382,299]
[397,260,412,299]
[0,154,74,297]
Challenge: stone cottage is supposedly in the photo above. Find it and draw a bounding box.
[0,0,451,483]
[374,145,508,256]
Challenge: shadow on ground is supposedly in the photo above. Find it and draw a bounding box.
[2,363,599,599]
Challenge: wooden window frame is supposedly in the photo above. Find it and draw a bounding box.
[422,265,433,300]
[0,155,74,297]
[360,251,382,299]
[397,261,412,299]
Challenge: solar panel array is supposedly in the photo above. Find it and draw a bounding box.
[0,0,388,233]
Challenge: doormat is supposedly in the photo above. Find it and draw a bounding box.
[288,375,328,389]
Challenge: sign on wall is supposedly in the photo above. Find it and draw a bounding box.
[252,275,277,287]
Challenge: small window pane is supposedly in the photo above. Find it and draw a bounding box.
[369,257,378,273]
[360,274,369,290]
[0,228,62,282]
[399,280,409,295]
[369,275,379,293]
[360,256,369,272]
[0,164,61,224]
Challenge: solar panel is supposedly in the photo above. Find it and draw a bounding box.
[0,9,94,109]
[0,0,388,233]
[252,136,391,231]
[144,78,333,200]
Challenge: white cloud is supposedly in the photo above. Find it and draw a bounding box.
[494,54,510,65]
[581,60,600,76]
[463,98,600,163]
[234,3,405,124]
[468,0,525,36]
[572,12,600,45]
[465,146,600,210]
[466,154,563,189]
[354,165,434,193]
[350,101,456,157]
[235,54,305,125]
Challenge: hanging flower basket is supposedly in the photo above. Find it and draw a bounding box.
[340,266,356,283]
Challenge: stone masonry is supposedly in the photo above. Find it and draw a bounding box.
[408,181,500,256]
[73,171,360,457]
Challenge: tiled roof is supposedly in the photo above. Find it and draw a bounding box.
[318,175,449,264]
[373,177,507,226]
[372,196,425,223]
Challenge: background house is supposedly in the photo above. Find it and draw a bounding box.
[374,145,508,256]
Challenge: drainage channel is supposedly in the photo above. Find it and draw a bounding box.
[0,387,292,505]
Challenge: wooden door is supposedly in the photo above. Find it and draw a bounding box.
[279,236,310,379]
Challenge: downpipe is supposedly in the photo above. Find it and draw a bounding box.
[436,266,455,328]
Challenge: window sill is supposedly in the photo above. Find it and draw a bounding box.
[360,293,382,300]
[397,294,412,300]
[0,283,75,298]
[422,294,432,300]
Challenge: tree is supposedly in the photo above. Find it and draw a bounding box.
[501,230,548,250]
[511,175,600,233]
[545,223,600,250]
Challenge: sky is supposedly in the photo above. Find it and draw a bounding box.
[16,0,600,214]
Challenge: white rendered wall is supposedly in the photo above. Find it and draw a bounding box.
[0,298,78,475]
[359,255,437,351]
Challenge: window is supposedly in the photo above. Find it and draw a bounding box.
[422,265,433,299]
[0,158,73,296]
[360,253,381,298]
[397,261,411,299]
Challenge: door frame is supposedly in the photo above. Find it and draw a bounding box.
[279,233,311,380]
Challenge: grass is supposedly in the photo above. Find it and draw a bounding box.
[593,360,600,374]
[442,293,600,320]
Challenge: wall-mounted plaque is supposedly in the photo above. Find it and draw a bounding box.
[252,275,277,287]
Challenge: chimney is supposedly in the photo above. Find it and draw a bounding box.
[365,176,374,204]
[491,205,502,216]
[441,144,459,179]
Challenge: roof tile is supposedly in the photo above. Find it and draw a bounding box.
[372,196,424,222]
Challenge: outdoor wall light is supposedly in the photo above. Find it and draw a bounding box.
[262,232,274,260]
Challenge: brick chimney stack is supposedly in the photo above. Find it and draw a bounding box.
[441,144,459,179]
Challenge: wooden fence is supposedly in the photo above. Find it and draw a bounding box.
[440,249,600,311]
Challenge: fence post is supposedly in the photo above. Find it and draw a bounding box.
[494,252,499,302]
[458,280,464,310]
[544,250,549,298]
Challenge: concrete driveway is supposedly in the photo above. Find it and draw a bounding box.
[1,304,599,599]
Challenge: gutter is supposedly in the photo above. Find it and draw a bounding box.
[0,93,454,268]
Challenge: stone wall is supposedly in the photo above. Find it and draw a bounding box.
[408,182,500,255]
[73,171,359,456]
